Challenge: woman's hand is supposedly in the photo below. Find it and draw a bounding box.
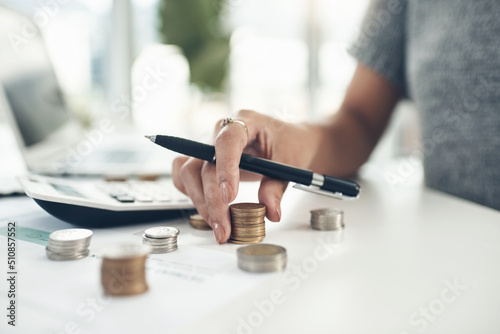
[172,109,319,244]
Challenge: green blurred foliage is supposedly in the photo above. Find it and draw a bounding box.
[158,0,230,92]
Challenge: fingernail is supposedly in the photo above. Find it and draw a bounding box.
[275,199,281,221]
[213,222,225,244]
[220,181,232,204]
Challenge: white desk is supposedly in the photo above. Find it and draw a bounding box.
[0,174,499,334]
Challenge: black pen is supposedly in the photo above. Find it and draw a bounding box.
[145,135,361,199]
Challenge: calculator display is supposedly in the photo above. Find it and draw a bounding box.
[50,183,86,199]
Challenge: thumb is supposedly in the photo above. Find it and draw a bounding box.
[258,177,288,222]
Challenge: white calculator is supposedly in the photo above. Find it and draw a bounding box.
[18,174,195,226]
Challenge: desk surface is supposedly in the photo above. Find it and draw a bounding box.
[0,173,499,334]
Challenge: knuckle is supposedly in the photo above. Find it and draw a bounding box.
[172,156,186,173]
[215,130,232,145]
[215,128,245,147]
[179,164,190,179]
[235,109,255,119]
[214,118,225,134]
[184,160,201,175]
[179,160,198,180]
[201,161,215,177]
[172,171,185,193]
[172,178,185,193]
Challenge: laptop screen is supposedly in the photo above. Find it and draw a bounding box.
[0,6,70,147]
[3,70,69,147]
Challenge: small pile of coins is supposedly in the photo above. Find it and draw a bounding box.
[189,213,212,230]
[46,228,93,261]
[237,244,287,273]
[310,208,344,231]
[229,203,266,244]
[142,226,179,253]
[101,243,151,296]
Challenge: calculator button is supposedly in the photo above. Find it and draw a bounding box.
[109,192,127,198]
[136,196,154,202]
[116,196,135,203]
[155,196,172,202]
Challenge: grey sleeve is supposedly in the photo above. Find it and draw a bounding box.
[349,0,407,96]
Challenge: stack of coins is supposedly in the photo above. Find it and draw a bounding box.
[229,203,266,244]
[101,243,151,296]
[237,244,287,273]
[189,213,212,230]
[310,208,344,231]
[142,226,179,253]
[46,228,93,261]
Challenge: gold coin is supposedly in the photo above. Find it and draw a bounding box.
[229,203,268,244]
[231,211,266,216]
[231,215,265,219]
[189,213,206,222]
[189,214,212,230]
[231,213,266,221]
[138,174,160,181]
[230,203,266,213]
[231,226,266,232]
[231,229,266,234]
[189,222,212,230]
[231,230,265,235]
[232,221,265,226]
[232,232,265,237]
[230,236,266,242]
[231,219,265,226]
[228,238,264,245]
[100,244,150,296]
[101,259,148,296]
[231,235,266,241]
[230,203,266,210]
[231,224,265,230]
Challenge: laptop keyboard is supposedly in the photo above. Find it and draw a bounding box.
[84,150,141,163]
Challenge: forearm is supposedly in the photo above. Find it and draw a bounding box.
[303,64,402,177]
[306,110,381,177]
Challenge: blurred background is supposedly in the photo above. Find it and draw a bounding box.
[0,0,419,183]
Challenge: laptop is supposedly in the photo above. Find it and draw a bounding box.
[0,5,173,177]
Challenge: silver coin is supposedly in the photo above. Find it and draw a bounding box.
[149,244,178,253]
[46,244,90,253]
[237,260,286,273]
[142,239,178,247]
[48,239,91,246]
[46,247,90,261]
[310,208,344,231]
[45,228,93,261]
[310,208,343,216]
[48,240,91,248]
[236,244,287,273]
[311,224,344,231]
[144,226,180,239]
[142,234,177,242]
[49,229,93,242]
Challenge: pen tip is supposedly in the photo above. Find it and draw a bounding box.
[144,135,155,142]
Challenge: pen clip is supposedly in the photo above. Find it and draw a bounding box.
[292,184,360,200]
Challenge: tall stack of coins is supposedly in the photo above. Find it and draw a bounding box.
[142,226,179,253]
[46,228,93,261]
[101,243,151,296]
[189,214,212,230]
[229,203,266,244]
[237,244,287,273]
[310,208,344,231]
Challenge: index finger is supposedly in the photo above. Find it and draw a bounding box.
[214,111,258,204]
